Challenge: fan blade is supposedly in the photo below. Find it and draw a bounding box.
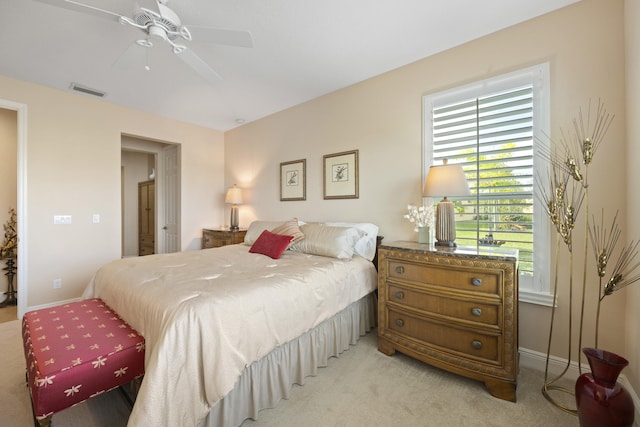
[175,48,222,84]
[35,0,123,22]
[157,2,181,25]
[113,42,148,71]
[135,0,161,12]
[187,26,253,48]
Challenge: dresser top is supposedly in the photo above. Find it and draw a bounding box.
[203,227,247,232]
[379,241,518,262]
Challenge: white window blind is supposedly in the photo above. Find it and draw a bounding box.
[432,87,535,275]
[423,64,552,304]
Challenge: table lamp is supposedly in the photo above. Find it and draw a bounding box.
[423,159,470,247]
[225,184,243,230]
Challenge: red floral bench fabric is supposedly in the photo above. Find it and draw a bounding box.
[22,298,145,426]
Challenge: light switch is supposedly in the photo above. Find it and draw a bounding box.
[92,214,100,224]
[54,215,72,224]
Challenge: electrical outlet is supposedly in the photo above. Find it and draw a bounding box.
[53,278,62,289]
[92,214,100,224]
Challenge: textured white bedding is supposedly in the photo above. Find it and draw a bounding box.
[83,244,377,427]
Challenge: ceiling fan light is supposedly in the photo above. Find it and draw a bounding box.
[148,25,168,41]
[172,44,187,54]
[180,26,192,41]
[136,39,153,48]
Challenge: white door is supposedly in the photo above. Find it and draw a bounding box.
[162,144,180,253]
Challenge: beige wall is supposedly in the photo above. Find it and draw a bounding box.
[225,0,633,368]
[625,0,640,393]
[0,75,225,311]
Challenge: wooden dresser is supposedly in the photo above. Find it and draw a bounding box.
[202,228,247,249]
[377,241,519,401]
[138,180,155,256]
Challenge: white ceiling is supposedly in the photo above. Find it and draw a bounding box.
[1,0,579,131]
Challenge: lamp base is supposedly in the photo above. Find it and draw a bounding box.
[229,205,239,231]
[434,198,457,248]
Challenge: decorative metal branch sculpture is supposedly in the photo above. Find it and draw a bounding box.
[538,101,640,414]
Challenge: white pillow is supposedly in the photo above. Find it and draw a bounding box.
[270,218,305,248]
[244,221,288,245]
[289,223,364,259]
[325,222,379,261]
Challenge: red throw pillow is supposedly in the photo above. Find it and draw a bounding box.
[249,230,294,259]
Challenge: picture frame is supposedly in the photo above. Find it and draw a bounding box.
[323,149,359,199]
[280,159,306,201]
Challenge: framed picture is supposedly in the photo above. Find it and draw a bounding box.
[323,149,359,199]
[280,159,306,201]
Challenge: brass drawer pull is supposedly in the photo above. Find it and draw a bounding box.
[395,291,404,300]
[471,307,482,317]
[395,319,404,327]
[471,340,483,350]
[395,266,405,274]
[471,277,483,287]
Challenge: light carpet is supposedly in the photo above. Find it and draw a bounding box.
[0,319,577,427]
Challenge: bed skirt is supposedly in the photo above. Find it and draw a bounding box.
[199,291,378,427]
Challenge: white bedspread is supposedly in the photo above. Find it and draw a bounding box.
[83,244,377,427]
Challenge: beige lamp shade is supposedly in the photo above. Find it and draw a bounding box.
[225,185,243,205]
[423,159,471,198]
[423,159,470,247]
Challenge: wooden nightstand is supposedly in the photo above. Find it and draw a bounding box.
[202,228,247,249]
[377,241,519,402]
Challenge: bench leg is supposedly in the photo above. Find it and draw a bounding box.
[118,376,143,408]
[35,416,51,427]
[26,370,52,427]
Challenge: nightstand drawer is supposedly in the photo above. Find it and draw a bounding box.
[202,229,247,249]
[387,260,500,296]
[205,235,231,247]
[387,283,500,327]
[387,307,500,364]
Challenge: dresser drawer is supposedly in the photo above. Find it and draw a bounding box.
[377,243,518,401]
[387,260,500,296]
[387,283,500,327]
[140,235,153,244]
[387,307,500,364]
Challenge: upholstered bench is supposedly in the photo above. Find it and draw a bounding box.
[22,298,145,427]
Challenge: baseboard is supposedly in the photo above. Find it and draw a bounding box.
[24,296,83,314]
[520,346,640,426]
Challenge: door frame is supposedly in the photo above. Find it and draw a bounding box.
[121,135,180,255]
[1,99,27,319]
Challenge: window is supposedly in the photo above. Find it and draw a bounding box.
[423,64,552,305]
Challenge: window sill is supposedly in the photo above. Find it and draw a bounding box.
[519,289,555,307]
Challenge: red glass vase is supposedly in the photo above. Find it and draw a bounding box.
[575,348,635,427]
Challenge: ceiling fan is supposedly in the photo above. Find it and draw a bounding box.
[36,0,253,83]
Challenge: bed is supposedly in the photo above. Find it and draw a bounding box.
[82,219,379,427]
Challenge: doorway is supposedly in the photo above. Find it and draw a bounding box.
[121,135,181,257]
[0,100,26,319]
[0,107,18,321]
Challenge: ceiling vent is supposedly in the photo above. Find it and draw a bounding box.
[69,82,106,98]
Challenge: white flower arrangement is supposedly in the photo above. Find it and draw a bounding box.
[404,204,434,232]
